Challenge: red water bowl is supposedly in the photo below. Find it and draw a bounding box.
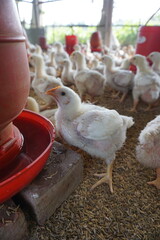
[0,109,55,204]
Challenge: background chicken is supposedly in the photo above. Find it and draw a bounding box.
[136,115,160,189]
[25,95,57,126]
[130,54,160,111]
[54,42,69,76]
[71,51,106,101]
[46,85,134,193]
[147,51,160,76]
[30,53,62,110]
[102,55,134,102]
[61,59,76,87]
[25,96,40,113]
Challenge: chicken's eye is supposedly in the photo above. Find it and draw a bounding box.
[61,91,66,96]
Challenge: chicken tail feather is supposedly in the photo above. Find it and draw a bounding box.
[121,115,134,129]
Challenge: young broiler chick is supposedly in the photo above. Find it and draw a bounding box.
[71,51,106,101]
[101,55,134,102]
[29,47,56,77]
[25,96,40,113]
[130,54,160,111]
[90,58,104,74]
[30,54,62,110]
[136,115,160,189]
[147,51,160,76]
[61,59,76,87]
[45,50,57,76]
[24,95,57,126]
[46,85,134,193]
[54,42,69,76]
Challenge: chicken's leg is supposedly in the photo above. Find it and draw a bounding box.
[129,99,138,112]
[144,100,160,111]
[147,168,160,189]
[91,162,113,193]
[112,91,120,98]
[120,92,128,103]
[144,103,152,111]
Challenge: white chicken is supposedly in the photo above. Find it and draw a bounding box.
[25,96,40,113]
[35,44,42,55]
[71,50,88,72]
[119,58,131,70]
[29,47,56,77]
[147,51,160,76]
[90,58,104,74]
[71,51,106,101]
[136,115,160,189]
[35,44,49,62]
[30,53,62,110]
[46,85,134,193]
[61,59,76,86]
[54,42,69,76]
[40,108,57,126]
[130,54,160,111]
[73,44,81,52]
[101,55,134,102]
[25,95,57,126]
[46,50,57,67]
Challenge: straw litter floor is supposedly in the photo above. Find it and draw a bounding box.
[29,87,160,240]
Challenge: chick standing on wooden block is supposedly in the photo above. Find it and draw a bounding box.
[136,115,160,189]
[46,86,134,193]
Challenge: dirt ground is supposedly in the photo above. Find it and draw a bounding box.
[29,87,160,240]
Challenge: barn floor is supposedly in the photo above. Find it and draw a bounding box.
[29,87,160,240]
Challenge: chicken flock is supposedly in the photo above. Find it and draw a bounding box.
[25,39,160,193]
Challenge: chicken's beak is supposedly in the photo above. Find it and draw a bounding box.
[46,86,62,96]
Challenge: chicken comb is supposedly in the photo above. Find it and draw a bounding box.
[46,85,62,95]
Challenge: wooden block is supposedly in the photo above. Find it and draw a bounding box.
[17,141,83,225]
[0,200,28,240]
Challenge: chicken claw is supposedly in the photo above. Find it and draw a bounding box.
[91,163,113,193]
[112,91,120,98]
[144,103,152,111]
[147,168,160,189]
[147,178,160,189]
[119,92,128,103]
[129,107,137,112]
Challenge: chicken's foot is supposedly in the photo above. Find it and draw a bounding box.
[129,100,138,112]
[147,168,160,189]
[91,162,113,193]
[144,103,152,111]
[112,91,120,98]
